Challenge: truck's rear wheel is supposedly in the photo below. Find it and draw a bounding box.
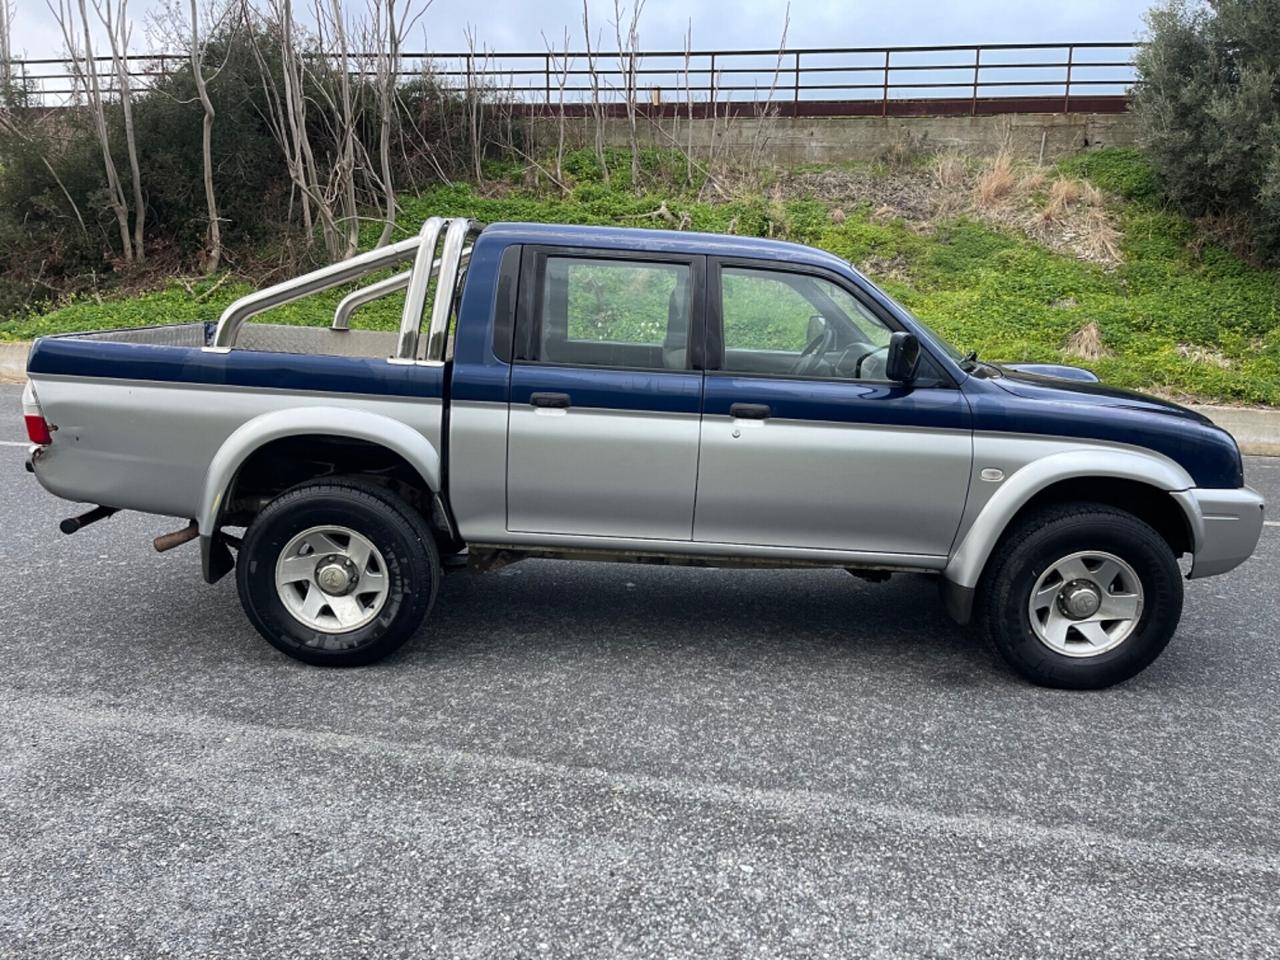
[979,502,1183,689]
[236,479,439,666]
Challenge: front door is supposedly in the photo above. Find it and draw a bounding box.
[506,249,705,540]
[692,262,972,558]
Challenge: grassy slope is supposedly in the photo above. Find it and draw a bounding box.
[5,148,1279,405]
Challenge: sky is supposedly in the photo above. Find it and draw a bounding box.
[10,0,1153,61]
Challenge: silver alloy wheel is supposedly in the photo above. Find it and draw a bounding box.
[1027,550,1144,658]
[274,525,390,633]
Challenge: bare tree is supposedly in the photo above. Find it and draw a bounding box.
[370,0,427,247]
[189,0,221,271]
[542,26,572,188]
[246,0,344,257]
[612,0,644,185]
[49,0,134,262]
[314,0,359,257]
[682,19,693,185]
[92,0,147,262]
[462,24,486,182]
[0,0,14,96]
[747,2,789,174]
[581,0,607,183]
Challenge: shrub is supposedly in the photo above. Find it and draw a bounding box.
[1133,0,1280,261]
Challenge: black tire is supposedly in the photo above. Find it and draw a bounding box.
[236,478,440,666]
[978,502,1183,690]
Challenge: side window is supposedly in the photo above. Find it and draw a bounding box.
[526,256,692,370]
[719,267,894,379]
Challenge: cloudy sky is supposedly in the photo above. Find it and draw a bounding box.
[11,0,1152,60]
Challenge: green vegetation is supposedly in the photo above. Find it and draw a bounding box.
[5,147,1280,406]
[1134,0,1280,264]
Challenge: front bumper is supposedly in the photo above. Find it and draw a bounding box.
[1172,486,1266,579]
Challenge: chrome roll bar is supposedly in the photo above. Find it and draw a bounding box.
[423,218,481,363]
[331,270,411,331]
[394,217,446,361]
[331,245,475,333]
[207,217,481,358]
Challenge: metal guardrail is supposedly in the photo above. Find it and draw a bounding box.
[4,41,1138,114]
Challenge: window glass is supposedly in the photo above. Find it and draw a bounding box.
[533,256,691,369]
[720,267,893,379]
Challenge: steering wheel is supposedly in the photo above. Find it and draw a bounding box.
[792,325,837,376]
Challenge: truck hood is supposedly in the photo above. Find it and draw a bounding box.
[989,363,1214,426]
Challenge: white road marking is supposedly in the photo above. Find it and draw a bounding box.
[1265,520,1280,528]
[0,440,30,447]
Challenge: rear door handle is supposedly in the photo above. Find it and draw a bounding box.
[530,392,572,409]
[730,402,771,420]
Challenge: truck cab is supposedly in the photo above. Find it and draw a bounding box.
[23,217,1266,688]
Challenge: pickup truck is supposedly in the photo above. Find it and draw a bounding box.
[21,217,1266,688]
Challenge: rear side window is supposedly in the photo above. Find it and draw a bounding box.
[523,256,692,370]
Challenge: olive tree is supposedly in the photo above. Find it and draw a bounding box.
[1134,0,1280,261]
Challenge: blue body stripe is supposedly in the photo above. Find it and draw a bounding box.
[26,336,445,399]
[508,363,702,415]
[702,374,970,430]
[963,376,1241,489]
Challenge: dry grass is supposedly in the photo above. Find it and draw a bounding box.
[975,150,1016,208]
[931,153,969,191]
[1080,208,1122,262]
[774,150,1125,267]
[1081,181,1105,207]
[1039,178,1084,224]
[1018,170,1048,195]
[1177,343,1232,368]
[1065,321,1107,360]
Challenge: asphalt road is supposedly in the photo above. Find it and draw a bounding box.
[2,381,1279,958]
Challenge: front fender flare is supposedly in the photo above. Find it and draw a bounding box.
[198,405,442,540]
[942,448,1197,621]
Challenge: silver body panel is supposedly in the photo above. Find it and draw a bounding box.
[505,406,701,540]
[1171,486,1266,579]
[28,374,443,533]
[693,415,970,556]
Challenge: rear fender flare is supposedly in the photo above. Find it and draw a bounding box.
[198,406,442,538]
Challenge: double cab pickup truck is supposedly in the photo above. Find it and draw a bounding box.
[21,217,1266,688]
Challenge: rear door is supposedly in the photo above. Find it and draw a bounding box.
[506,248,706,540]
[692,260,972,558]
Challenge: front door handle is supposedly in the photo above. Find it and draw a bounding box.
[530,392,572,409]
[730,402,771,420]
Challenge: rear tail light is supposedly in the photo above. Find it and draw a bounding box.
[22,381,52,445]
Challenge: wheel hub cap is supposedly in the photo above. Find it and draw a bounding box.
[315,555,357,595]
[1027,550,1144,659]
[1058,580,1102,619]
[274,526,390,634]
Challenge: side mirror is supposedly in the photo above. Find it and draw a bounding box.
[885,331,921,383]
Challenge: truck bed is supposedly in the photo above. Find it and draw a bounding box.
[25,321,443,523]
[66,321,400,359]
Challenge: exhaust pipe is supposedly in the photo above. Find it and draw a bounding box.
[154,520,199,553]
[59,505,118,535]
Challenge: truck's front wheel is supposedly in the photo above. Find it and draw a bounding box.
[980,503,1183,689]
[236,479,440,666]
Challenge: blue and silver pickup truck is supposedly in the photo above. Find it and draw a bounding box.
[21,218,1265,687]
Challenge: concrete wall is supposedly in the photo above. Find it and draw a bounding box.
[533,111,1139,165]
